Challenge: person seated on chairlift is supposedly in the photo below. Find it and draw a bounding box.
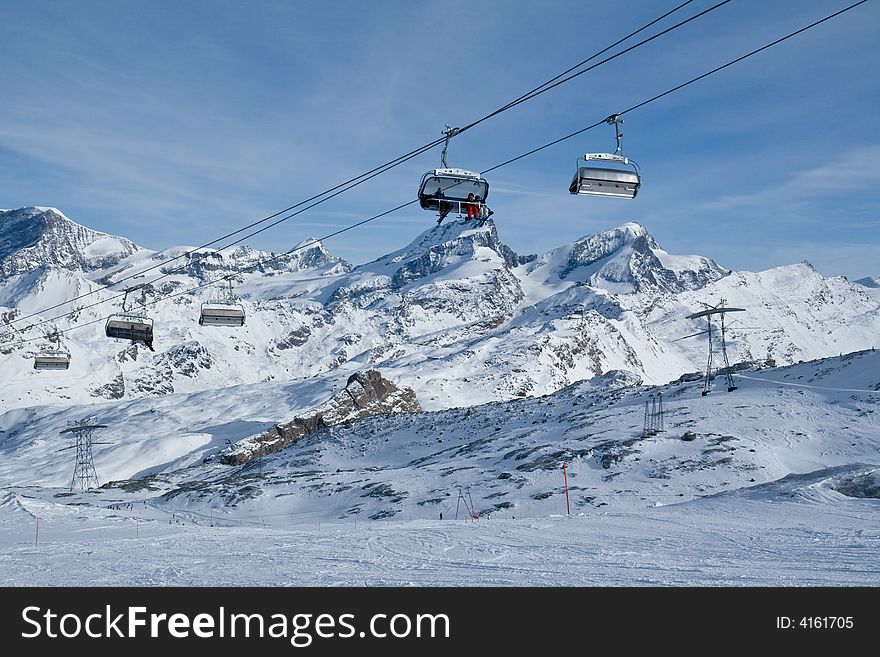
[464,193,479,221]
[432,186,453,225]
[475,196,493,226]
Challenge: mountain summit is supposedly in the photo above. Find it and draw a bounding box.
[0,207,139,277]
[524,222,728,294]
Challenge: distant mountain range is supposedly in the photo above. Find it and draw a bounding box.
[1,206,878,411]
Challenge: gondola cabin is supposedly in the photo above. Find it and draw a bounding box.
[418,168,489,215]
[105,314,154,345]
[199,302,246,327]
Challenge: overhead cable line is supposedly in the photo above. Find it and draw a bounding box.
[5,0,728,328]
[457,0,728,134]
[8,1,866,344]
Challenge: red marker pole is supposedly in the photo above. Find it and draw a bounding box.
[562,463,571,516]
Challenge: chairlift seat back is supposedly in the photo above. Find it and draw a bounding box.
[570,166,640,198]
[106,314,154,343]
[199,302,246,327]
[33,354,70,370]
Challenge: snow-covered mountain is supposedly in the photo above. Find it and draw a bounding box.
[1,346,876,535]
[0,207,139,277]
[521,222,728,295]
[1,207,878,413]
[1,222,878,585]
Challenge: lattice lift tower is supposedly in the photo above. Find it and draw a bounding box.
[60,419,110,491]
[681,300,745,396]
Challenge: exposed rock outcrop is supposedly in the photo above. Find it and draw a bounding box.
[220,370,421,465]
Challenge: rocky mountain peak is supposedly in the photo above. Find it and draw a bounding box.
[163,239,350,282]
[0,206,140,278]
[376,219,523,279]
[544,222,727,294]
[326,218,528,309]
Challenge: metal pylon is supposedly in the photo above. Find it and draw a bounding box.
[60,419,109,491]
[656,392,665,432]
[719,311,737,392]
[702,320,714,396]
[650,395,658,434]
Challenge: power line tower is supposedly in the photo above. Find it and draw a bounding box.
[60,419,110,491]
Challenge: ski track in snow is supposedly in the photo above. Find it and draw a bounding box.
[0,497,877,586]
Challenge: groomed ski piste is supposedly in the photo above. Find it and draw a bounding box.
[1,349,877,586]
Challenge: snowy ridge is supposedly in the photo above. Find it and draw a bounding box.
[0,207,139,277]
[2,349,877,512]
[0,206,878,416]
[522,222,728,294]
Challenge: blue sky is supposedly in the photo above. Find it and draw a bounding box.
[1,0,878,278]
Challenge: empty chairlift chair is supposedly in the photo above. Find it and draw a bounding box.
[570,114,641,199]
[105,287,154,350]
[33,332,71,370]
[33,349,71,370]
[199,280,245,327]
[199,301,245,327]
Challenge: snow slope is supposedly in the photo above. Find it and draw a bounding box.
[0,484,876,585]
[0,349,877,586]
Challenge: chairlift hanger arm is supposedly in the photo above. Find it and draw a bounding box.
[121,287,135,313]
[604,113,624,154]
[440,125,461,169]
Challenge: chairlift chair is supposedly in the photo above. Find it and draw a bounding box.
[418,126,489,217]
[105,288,154,349]
[418,168,489,214]
[199,280,245,327]
[33,350,71,370]
[33,331,71,370]
[570,114,641,199]
[199,301,245,327]
[105,314,154,344]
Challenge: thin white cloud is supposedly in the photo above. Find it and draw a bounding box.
[695,145,880,214]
